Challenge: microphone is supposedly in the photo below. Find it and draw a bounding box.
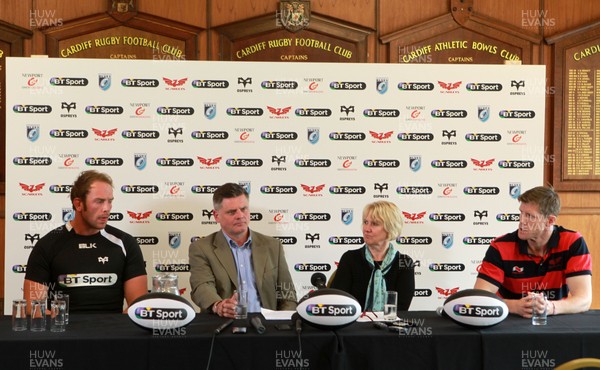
[251,316,266,334]
[310,272,327,290]
[292,312,302,334]
[214,318,234,334]
[373,322,388,330]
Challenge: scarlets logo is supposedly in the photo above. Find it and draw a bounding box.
[93,128,118,138]
[301,184,325,194]
[402,211,426,221]
[471,158,495,168]
[436,287,460,297]
[369,131,394,140]
[197,156,222,167]
[163,77,187,87]
[438,81,461,90]
[267,106,292,116]
[127,210,152,220]
[19,183,45,192]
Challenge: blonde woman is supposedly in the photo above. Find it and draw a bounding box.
[331,201,415,311]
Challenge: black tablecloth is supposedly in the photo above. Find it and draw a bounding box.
[1,311,600,370]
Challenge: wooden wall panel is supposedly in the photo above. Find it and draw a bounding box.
[34,0,105,21]
[475,0,541,33]
[545,0,600,36]
[558,214,600,309]
[0,0,31,29]
[211,0,275,27]
[379,0,448,36]
[210,0,376,30]
[561,193,600,213]
[138,0,206,27]
[311,0,375,29]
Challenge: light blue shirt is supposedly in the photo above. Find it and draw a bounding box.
[223,231,261,312]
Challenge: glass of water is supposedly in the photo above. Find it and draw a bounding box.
[50,300,66,332]
[384,291,398,320]
[30,299,47,332]
[531,292,548,326]
[235,288,248,320]
[12,299,27,331]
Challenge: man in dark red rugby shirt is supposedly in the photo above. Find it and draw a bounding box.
[475,186,592,317]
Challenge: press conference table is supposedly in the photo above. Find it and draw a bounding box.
[2,310,600,370]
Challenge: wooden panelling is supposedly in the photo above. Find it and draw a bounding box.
[33,0,106,22]
[211,0,276,28]
[0,0,31,29]
[557,214,600,309]
[545,0,600,36]
[138,0,206,28]
[379,0,449,36]
[561,192,600,211]
[475,0,542,33]
[210,0,375,30]
[310,0,375,29]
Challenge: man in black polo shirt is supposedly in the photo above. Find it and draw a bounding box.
[24,170,148,313]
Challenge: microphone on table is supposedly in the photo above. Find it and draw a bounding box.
[373,322,389,330]
[251,316,266,334]
[292,312,302,334]
[310,272,327,290]
[214,319,234,334]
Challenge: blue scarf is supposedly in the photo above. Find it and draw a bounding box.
[364,243,397,311]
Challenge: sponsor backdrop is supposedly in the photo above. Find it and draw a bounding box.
[4,57,544,314]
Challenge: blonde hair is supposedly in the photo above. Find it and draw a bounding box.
[362,201,404,241]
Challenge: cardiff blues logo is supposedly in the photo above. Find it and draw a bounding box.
[134,153,147,170]
[239,181,251,195]
[204,103,216,120]
[62,208,75,223]
[308,128,319,144]
[99,73,111,91]
[341,209,353,225]
[442,232,454,249]
[376,78,388,95]
[478,105,490,123]
[509,183,521,199]
[27,125,40,142]
[168,232,181,249]
[409,155,422,172]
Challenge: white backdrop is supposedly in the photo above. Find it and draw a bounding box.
[4,57,545,314]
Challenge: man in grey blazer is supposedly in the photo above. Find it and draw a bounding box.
[189,183,297,317]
